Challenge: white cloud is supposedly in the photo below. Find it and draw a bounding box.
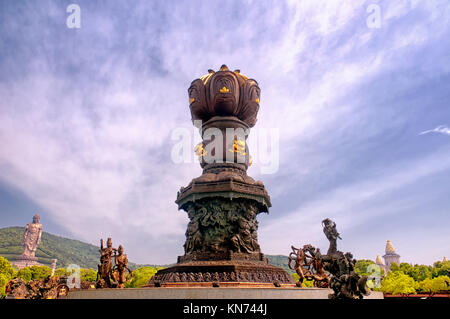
[259,147,450,256]
[0,1,449,264]
[419,125,450,136]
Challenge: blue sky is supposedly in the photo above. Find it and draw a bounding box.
[0,0,449,265]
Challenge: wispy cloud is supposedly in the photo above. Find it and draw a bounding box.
[0,1,449,265]
[419,125,450,136]
[259,146,450,255]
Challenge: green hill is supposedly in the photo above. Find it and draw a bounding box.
[0,227,293,272]
[0,227,100,269]
[266,254,294,274]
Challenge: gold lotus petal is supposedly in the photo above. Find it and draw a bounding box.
[255,98,260,104]
[234,71,249,81]
[220,86,230,93]
[189,97,195,104]
[200,73,213,84]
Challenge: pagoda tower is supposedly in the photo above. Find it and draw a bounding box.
[382,240,400,271]
[375,254,384,271]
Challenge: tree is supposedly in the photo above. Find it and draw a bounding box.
[399,263,413,275]
[432,260,450,278]
[0,257,16,298]
[419,278,434,297]
[16,267,32,282]
[290,273,314,287]
[16,265,52,281]
[355,260,375,277]
[0,274,9,298]
[389,262,400,272]
[0,256,15,279]
[419,276,450,297]
[54,267,96,282]
[54,268,70,277]
[28,265,52,280]
[125,266,164,288]
[355,259,385,286]
[409,265,432,282]
[398,262,432,281]
[380,271,417,296]
[80,268,97,282]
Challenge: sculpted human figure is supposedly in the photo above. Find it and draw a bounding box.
[322,218,341,256]
[112,245,132,288]
[184,207,203,254]
[231,208,260,253]
[22,214,43,258]
[96,238,115,288]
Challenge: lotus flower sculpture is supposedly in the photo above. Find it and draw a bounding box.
[188,65,261,127]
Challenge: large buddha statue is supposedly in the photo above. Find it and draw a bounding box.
[21,214,43,259]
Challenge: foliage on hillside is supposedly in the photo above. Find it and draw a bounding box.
[355,259,385,278]
[54,267,97,282]
[16,265,52,281]
[125,266,165,288]
[380,271,418,295]
[0,227,293,271]
[0,256,16,297]
[266,255,295,274]
[290,273,314,287]
[0,227,100,269]
[377,261,450,296]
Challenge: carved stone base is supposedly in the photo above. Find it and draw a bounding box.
[12,256,43,270]
[178,251,266,263]
[146,259,295,287]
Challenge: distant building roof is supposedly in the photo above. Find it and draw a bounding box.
[385,240,396,254]
[376,255,384,265]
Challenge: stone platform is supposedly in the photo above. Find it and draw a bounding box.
[148,259,295,287]
[67,287,383,299]
[11,256,43,270]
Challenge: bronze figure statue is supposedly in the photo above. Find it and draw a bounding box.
[96,238,115,288]
[288,245,329,288]
[290,218,370,299]
[112,245,132,288]
[322,218,341,256]
[96,238,132,288]
[321,251,370,299]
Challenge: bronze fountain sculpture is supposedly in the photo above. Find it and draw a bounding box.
[148,65,294,286]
